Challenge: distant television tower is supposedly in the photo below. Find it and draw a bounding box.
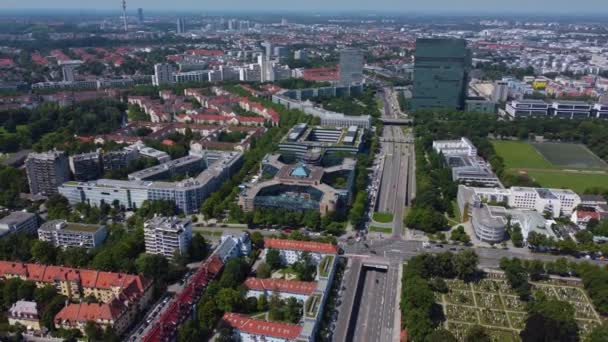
[121,0,128,32]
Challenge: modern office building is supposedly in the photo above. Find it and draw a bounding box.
[137,8,144,23]
[492,80,509,103]
[551,101,593,119]
[152,63,176,86]
[144,216,192,259]
[176,18,186,34]
[339,48,364,85]
[465,97,496,113]
[128,155,205,181]
[278,124,365,159]
[25,150,70,195]
[433,137,501,187]
[38,220,108,249]
[411,38,471,111]
[70,151,103,181]
[239,154,356,216]
[469,201,549,243]
[0,212,39,238]
[457,185,580,220]
[505,99,550,118]
[59,151,243,214]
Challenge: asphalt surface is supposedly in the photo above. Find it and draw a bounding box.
[375,88,414,239]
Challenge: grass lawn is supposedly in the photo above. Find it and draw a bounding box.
[491,140,552,169]
[532,142,607,169]
[525,171,608,193]
[373,212,394,223]
[370,226,393,234]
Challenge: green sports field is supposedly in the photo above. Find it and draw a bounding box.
[491,140,608,193]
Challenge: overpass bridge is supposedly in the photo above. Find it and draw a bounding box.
[380,118,413,125]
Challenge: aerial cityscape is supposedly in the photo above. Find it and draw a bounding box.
[1,1,608,341]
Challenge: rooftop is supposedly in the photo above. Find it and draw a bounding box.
[244,278,317,295]
[265,239,338,255]
[222,312,302,340]
[39,220,104,233]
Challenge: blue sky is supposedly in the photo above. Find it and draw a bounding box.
[0,0,607,14]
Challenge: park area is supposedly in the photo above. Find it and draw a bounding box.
[491,140,608,192]
[436,278,602,341]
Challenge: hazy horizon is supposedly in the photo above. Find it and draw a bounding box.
[1,0,607,15]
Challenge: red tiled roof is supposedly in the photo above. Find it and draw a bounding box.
[576,210,600,221]
[0,261,27,277]
[222,313,302,339]
[264,239,338,254]
[244,278,316,295]
[55,300,125,323]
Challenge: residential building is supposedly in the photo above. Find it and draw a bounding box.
[38,220,108,249]
[8,300,41,331]
[214,232,252,263]
[125,142,171,163]
[59,60,83,82]
[102,148,139,171]
[245,278,317,302]
[412,38,471,111]
[0,212,39,237]
[339,48,364,85]
[152,63,176,86]
[128,155,204,181]
[263,239,338,266]
[70,151,103,181]
[0,261,153,308]
[222,313,303,342]
[144,216,192,259]
[25,150,70,195]
[55,301,131,336]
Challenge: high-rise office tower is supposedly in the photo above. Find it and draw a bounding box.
[411,38,471,111]
[339,48,364,85]
[25,150,70,196]
[177,18,186,34]
[137,8,144,23]
[261,41,273,60]
[121,0,128,32]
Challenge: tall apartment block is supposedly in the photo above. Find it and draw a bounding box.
[69,150,103,181]
[144,216,192,259]
[25,150,70,195]
[339,48,364,85]
[152,63,176,86]
[412,38,471,111]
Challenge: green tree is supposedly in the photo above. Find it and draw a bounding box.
[135,253,169,285]
[520,294,578,342]
[30,240,58,264]
[84,321,103,342]
[265,249,283,270]
[219,258,249,288]
[256,262,272,278]
[46,194,71,220]
[454,250,479,281]
[189,233,208,262]
[216,288,244,313]
[426,329,457,342]
[465,325,491,342]
[586,324,608,342]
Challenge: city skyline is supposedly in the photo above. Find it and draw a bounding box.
[1,0,607,14]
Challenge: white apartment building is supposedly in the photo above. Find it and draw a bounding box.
[143,216,192,259]
[213,232,252,263]
[244,278,316,302]
[38,220,107,249]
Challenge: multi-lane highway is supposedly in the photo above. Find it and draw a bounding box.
[375,88,414,238]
